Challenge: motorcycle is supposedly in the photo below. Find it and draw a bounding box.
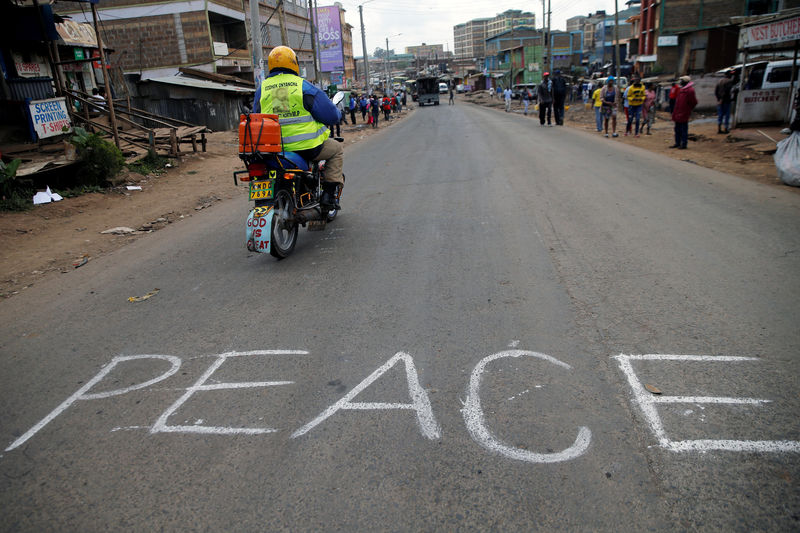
[233,113,344,259]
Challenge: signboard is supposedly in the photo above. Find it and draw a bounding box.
[658,35,678,46]
[735,88,791,124]
[28,98,73,139]
[742,15,800,48]
[213,42,229,56]
[74,48,85,61]
[12,52,47,78]
[315,5,344,72]
[55,20,97,47]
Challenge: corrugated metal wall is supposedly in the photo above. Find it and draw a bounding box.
[7,78,55,101]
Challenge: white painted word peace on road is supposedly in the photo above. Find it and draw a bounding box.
[5,350,799,460]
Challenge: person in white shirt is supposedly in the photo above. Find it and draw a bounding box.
[504,87,512,112]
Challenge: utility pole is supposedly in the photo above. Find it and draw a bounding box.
[385,37,389,91]
[250,0,263,84]
[358,5,370,91]
[90,2,119,149]
[278,0,289,46]
[614,0,621,80]
[547,0,551,72]
[311,0,322,85]
[309,0,320,85]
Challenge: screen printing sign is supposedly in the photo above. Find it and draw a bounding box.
[29,97,73,139]
[315,5,344,72]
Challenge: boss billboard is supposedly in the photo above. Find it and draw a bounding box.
[315,5,344,72]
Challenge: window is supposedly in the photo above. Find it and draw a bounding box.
[767,65,799,84]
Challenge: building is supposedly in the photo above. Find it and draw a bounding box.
[54,0,317,82]
[406,43,446,60]
[487,9,536,38]
[566,15,587,33]
[636,0,800,76]
[591,7,639,70]
[454,18,490,60]
[485,28,543,87]
[579,11,607,64]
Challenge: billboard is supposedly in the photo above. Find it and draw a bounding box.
[315,5,344,72]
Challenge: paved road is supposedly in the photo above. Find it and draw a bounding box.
[1,103,799,531]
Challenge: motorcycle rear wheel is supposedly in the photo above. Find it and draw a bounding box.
[270,189,298,259]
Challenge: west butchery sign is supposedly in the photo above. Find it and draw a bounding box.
[742,15,800,48]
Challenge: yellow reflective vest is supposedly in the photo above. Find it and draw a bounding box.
[259,73,330,152]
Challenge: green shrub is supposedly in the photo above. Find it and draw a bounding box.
[0,158,33,211]
[127,149,167,175]
[70,127,124,186]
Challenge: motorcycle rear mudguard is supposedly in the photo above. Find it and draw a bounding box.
[245,205,275,254]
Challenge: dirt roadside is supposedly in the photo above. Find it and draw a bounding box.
[462,91,800,190]
[0,106,415,299]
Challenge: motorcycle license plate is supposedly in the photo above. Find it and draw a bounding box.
[249,179,275,200]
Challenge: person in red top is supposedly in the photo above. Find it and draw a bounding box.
[668,81,679,113]
[670,75,698,150]
[382,95,392,121]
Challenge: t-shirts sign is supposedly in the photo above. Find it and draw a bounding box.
[29,97,73,139]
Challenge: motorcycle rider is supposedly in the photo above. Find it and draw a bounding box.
[251,45,343,207]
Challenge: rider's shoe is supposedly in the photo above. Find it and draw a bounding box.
[321,181,340,209]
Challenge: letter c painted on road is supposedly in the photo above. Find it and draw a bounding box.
[462,350,592,463]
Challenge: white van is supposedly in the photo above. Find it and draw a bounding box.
[439,82,448,94]
[719,60,799,90]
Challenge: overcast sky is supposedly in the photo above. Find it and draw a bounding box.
[334,0,622,57]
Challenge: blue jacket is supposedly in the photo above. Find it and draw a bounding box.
[252,68,341,126]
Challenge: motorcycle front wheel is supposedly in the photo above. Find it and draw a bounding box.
[270,189,298,259]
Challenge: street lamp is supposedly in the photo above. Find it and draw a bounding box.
[385,32,402,92]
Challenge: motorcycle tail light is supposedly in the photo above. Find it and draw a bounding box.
[247,163,267,180]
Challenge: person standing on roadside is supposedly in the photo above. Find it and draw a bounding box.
[370,95,380,128]
[671,75,698,149]
[715,69,735,134]
[360,94,368,121]
[489,86,495,99]
[522,87,531,116]
[503,86,513,112]
[600,76,619,138]
[668,81,679,113]
[551,69,567,125]
[592,83,604,132]
[349,93,357,124]
[449,84,455,105]
[626,76,646,137]
[382,94,392,121]
[537,72,553,126]
[643,82,656,135]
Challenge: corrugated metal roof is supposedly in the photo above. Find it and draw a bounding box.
[147,76,255,94]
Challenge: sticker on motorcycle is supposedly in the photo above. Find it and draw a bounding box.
[253,206,273,218]
[245,208,274,254]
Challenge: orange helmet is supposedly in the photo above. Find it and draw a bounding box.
[267,46,299,75]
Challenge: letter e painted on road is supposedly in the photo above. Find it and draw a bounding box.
[614,354,800,453]
[151,350,303,435]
